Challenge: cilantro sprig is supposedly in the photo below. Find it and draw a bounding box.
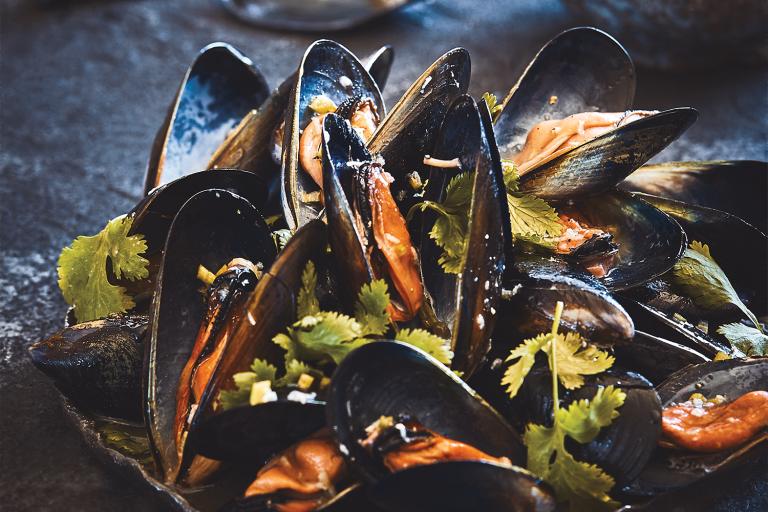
[671,241,765,355]
[219,261,452,409]
[481,92,503,121]
[503,161,563,246]
[57,215,149,323]
[502,302,625,510]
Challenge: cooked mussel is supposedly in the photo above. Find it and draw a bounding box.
[28,313,147,420]
[493,27,697,199]
[282,40,386,230]
[613,331,709,385]
[367,47,470,211]
[321,113,423,323]
[144,43,270,195]
[327,341,556,512]
[417,96,509,375]
[145,189,276,485]
[625,358,768,497]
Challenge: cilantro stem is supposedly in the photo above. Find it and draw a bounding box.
[549,301,564,415]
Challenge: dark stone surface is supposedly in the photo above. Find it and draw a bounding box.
[0,1,765,511]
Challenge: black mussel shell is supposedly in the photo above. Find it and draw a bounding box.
[494,27,636,158]
[145,43,270,195]
[328,341,555,512]
[419,95,508,376]
[29,313,147,420]
[620,160,768,234]
[361,45,395,92]
[626,358,768,496]
[367,48,470,211]
[328,341,525,481]
[629,192,767,316]
[282,40,385,230]
[145,189,276,484]
[503,256,635,344]
[517,108,698,200]
[613,330,709,385]
[224,483,385,512]
[185,221,330,471]
[554,190,687,290]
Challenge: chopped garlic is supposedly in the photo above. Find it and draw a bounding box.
[309,95,337,115]
[297,373,315,391]
[249,380,278,405]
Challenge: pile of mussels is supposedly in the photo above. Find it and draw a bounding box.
[29,27,767,512]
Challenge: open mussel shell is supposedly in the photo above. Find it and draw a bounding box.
[208,45,394,185]
[625,358,768,496]
[504,255,635,344]
[282,39,385,230]
[494,26,636,157]
[218,0,412,32]
[145,189,276,484]
[328,341,554,512]
[187,221,330,467]
[620,160,768,234]
[613,330,709,385]
[516,107,699,199]
[28,313,147,421]
[367,47,471,210]
[419,96,508,375]
[144,43,270,195]
[555,190,687,290]
[628,192,767,315]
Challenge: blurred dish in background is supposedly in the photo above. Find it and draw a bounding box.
[219,0,414,32]
[565,0,768,69]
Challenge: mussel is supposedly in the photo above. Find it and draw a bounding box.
[327,341,556,512]
[625,358,768,497]
[144,43,270,195]
[493,27,697,199]
[29,313,147,420]
[145,189,276,485]
[282,40,386,230]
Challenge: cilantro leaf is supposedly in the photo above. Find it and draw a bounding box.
[275,312,365,365]
[556,385,625,444]
[278,359,315,386]
[507,192,563,239]
[717,322,768,356]
[481,92,503,121]
[297,261,320,317]
[396,328,453,365]
[58,215,149,323]
[502,160,520,192]
[272,229,292,251]
[544,332,615,390]
[672,241,762,332]
[502,333,549,398]
[249,359,278,382]
[355,279,391,336]
[409,172,473,274]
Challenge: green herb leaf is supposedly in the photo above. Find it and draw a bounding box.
[501,333,550,398]
[297,261,320,317]
[272,229,293,251]
[556,385,626,444]
[278,359,316,386]
[249,359,278,382]
[57,215,149,323]
[502,160,520,192]
[672,241,762,332]
[544,332,615,390]
[717,322,768,356]
[507,192,563,239]
[481,92,503,121]
[396,328,454,365]
[275,312,365,365]
[408,171,473,274]
[355,279,391,336]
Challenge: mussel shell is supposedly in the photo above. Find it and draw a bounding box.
[282,40,385,230]
[626,358,768,496]
[613,330,709,385]
[145,189,276,483]
[503,256,635,344]
[494,26,635,157]
[629,192,767,315]
[144,43,270,195]
[126,169,269,311]
[367,48,470,210]
[327,341,525,482]
[223,482,385,512]
[186,220,330,468]
[28,314,147,420]
[367,460,556,512]
[361,45,395,92]
[620,160,768,234]
[192,399,325,464]
[554,190,687,290]
[419,96,508,376]
[517,108,699,200]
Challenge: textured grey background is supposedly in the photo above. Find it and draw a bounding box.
[1,1,766,511]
